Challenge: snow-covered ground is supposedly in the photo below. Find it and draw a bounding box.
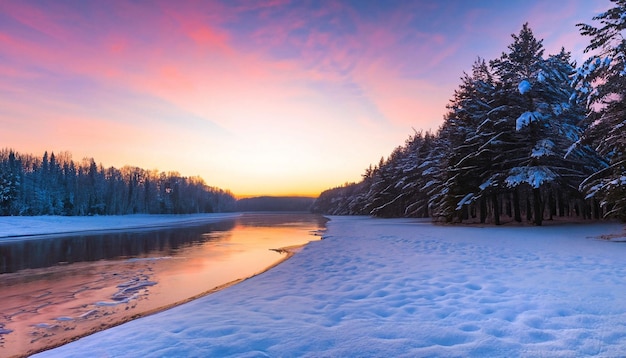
[34,216,626,357]
[0,213,239,241]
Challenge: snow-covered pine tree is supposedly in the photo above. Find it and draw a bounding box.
[422,132,452,222]
[391,135,433,217]
[62,159,78,215]
[0,150,20,215]
[311,131,436,218]
[439,58,499,223]
[483,23,597,225]
[576,0,626,220]
[312,23,605,223]
[369,132,433,218]
[487,23,547,225]
[401,132,435,218]
[536,49,606,220]
[366,152,404,217]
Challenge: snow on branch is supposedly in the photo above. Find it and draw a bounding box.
[456,193,475,210]
[531,139,555,159]
[518,79,532,94]
[505,166,557,189]
[479,176,496,191]
[537,71,546,83]
[516,111,543,131]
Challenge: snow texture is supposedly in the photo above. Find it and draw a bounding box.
[35,216,626,357]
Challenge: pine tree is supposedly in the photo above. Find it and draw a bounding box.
[0,151,20,215]
[311,23,606,223]
[487,23,546,224]
[484,24,598,225]
[576,0,626,220]
[440,58,498,223]
[401,132,435,218]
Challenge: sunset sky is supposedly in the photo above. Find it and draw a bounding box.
[0,0,611,198]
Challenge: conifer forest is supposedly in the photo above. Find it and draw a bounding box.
[0,149,236,216]
[313,6,626,225]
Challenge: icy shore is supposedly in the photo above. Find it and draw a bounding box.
[0,213,240,241]
[34,216,626,357]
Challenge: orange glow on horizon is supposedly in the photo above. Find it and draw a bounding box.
[234,192,320,200]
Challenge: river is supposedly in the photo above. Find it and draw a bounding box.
[0,213,327,357]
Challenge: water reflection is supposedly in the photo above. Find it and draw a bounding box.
[0,221,236,274]
[0,213,326,357]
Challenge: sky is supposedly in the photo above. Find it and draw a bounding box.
[0,0,612,198]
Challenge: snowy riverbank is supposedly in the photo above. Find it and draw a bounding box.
[31,216,626,357]
[0,213,240,241]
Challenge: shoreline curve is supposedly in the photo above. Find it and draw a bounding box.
[24,243,307,358]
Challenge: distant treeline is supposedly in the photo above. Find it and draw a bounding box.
[313,19,626,224]
[0,149,236,216]
[236,196,315,212]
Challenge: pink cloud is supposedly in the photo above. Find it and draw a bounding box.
[0,1,78,41]
[1,0,456,129]
[234,0,292,12]
[106,37,129,55]
[0,0,483,195]
[0,62,39,81]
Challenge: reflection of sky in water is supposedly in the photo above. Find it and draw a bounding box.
[0,213,326,357]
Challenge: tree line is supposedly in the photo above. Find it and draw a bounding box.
[0,149,236,216]
[312,3,626,225]
[236,196,315,212]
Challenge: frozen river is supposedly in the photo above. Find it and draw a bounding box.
[0,213,326,357]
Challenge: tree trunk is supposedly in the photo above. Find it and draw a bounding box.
[492,194,501,225]
[460,205,469,222]
[548,191,555,221]
[505,194,512,217]
[533,188,542,226]
[480,196,487,224]
[513,189,522,222]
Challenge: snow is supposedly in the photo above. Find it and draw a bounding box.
[0,213,240,241]
[515,111,542,131]
[537,71,546,83]
[569,92,577,102]
[551,102,570,116]
[565,140,580,159]
[479,177,494,190]
[456,193,475,210]
[531,139,555,158]
[518,79,532,94]
[506,166,557,188]
[422,180,436,190]
[34,216,626,357]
